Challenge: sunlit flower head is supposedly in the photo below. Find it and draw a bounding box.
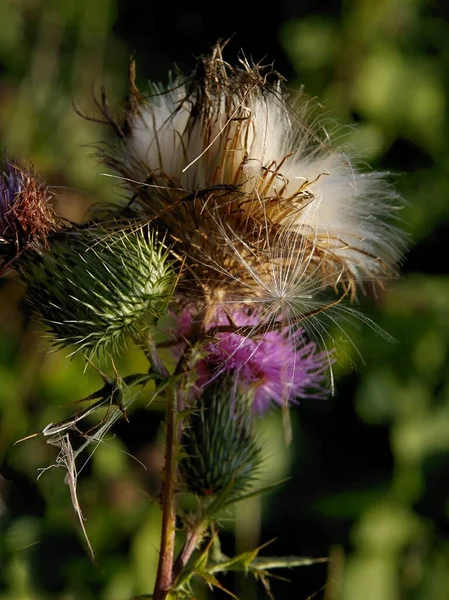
[102,43,405,333]
[174,304,331,414]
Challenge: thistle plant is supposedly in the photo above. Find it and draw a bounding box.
[2,43,406,599]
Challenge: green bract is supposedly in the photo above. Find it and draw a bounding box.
[21,227,174,356]
[180,377,262,499]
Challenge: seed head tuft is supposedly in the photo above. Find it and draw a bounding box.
[100,43,406,330]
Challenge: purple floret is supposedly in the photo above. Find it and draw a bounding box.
[0,161,23,219]
[174,304,333,414]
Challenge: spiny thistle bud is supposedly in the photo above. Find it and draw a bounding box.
[0,159,56,274]
[180,377,262,499]
[20,227,175,356]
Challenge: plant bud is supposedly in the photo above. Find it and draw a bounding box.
[20,227,174,356]
[180,377,262,499]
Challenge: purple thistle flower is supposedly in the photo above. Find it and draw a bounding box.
[0,161,22,219]
[174,304,332,415]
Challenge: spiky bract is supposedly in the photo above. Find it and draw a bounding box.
[180,377,262,498]
[20,227,174,356]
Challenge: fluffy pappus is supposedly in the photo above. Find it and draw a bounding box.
[97,43,406,347]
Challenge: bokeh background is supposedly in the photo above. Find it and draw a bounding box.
[1,0,449,598]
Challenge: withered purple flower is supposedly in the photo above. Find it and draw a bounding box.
[0,160,56,274]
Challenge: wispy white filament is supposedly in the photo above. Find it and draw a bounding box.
[105,48,406,337]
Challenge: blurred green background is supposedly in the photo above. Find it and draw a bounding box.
[1,0,449,598]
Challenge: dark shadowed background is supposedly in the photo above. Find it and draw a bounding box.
[1,1,449,599]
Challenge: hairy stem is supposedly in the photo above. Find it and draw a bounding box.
[140,333,169,379]
[140,331,176,600]
[153,379,177,600]
[151,329,199,599]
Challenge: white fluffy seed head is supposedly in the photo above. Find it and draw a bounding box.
[103,45,406,326]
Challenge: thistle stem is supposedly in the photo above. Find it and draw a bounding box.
[140,331,176,600]
[150,328,199,599]
[153,380,177,600]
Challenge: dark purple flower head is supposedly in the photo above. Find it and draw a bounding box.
[0,161,23,219]
[0,159,55,273]
[174,304,333,414]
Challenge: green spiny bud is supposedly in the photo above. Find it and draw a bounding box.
[180,377,262,499]
[20,227,175,356]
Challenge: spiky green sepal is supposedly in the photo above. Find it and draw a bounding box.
[180,378,262,500]
[20,227,175,356]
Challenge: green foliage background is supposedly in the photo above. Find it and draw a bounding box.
[0,1,448,598]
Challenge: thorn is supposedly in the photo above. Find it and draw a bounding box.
[14,432,39,444]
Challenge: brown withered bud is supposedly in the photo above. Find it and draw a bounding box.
[0,159,57,274]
